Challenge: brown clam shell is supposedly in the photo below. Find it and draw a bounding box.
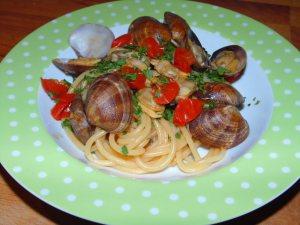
[196,83,244,108]
[189,105,249,149]
[85,72,133,133]
[128,16,171,45]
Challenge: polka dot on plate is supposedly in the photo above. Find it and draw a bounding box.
[197,195,207,204]
[8,94,16,100]
[208,212,218,221]
[169,193,179,201]
[269,152,278,159]
[272,126,280,132]
[9,107,16,113]
[9,121,18,127]
[242,22,248,27]
[265,49,272,54]
[38,171,47,178]
[121,203,131,211]
[123,5,129,10]
[214,181,223,188]
[255,167,264,174]
[63,177,73,184]
[244,152,252,159]
[67,194,77,202]
[284,89,292,95]
[294,57,300,63]
[187,179,196,187]
[241,182,250,189]
[249,31,256,36]
[273,79,281,84]
[253,198,263,206]
[284,48,291,53]
[10,135,19,142]
[28,99,36,105]
[6,69,14,75]
[257,40,264,45]
[283,112,292,119]
[225,22,231,27]
[258,139,266,145]
[268,182,277,189]
[142,190,151,198]
[60,161,69,167]
[93,199,103,207]
[26,86,33,92]
[6,81,15,88]
[40,188,50,196]
[111,12,116,17]
[54,39,62,44]
[13,166,22,173]
[89,182,98,189]
[115,186,125,194]
[295,78,300,83]
[275,39,282,44]
[282,139,291,145]
[274,58,282,64]
[41,56,48,61]
[273,101,281,107]
[25,74,32,80]
[232,31,238,36]
[5,58,13,63]
[284,68,292,74]
[85,166,93,173]
[230,167,239,174]
[267,30,274,35]
[38,35,45,40]
[24,63,32,68]
[21,41,29,46]
[11,150,21,157]
[150,207,159,215]
[281,166,290,173]
[225,197,235,205]
[35,155,44,162]
[296,125,300,131]
[178,210,188,218]
[33,140,42,147]
[68,22,74,27]
[295,152,300,158]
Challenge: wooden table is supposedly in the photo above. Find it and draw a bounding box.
[1,0,299,224]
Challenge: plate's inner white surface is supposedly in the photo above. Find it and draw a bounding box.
[39,25,274,180]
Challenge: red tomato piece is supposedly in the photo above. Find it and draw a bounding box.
[142,37,164,58]
[173,48,196,73]
[51,101,71,120]
[111,33,133,48]
[153,80,180,105]
[225,72,243,83]
[173,98,204,126]
[121,66,146,90]
[60,93,76,103]
[41,78,69,100]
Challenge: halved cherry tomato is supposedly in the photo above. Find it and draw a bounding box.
[111,33,133,48]
[50,93,75,121]
[41,78,69,100]
[153,80,180,105]
[173,98,204,126]
[121,66,146,90]
[173,48,196,73]
[142,37,164,58]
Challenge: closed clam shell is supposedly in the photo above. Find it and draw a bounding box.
[128,16,171,45]
[189,105,249,149]
[85,72,133,133]
[196,83,244,108]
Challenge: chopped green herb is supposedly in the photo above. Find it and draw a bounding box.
[83,75,97,84]
[61,119,72,130]
[124,45,147,59]
[253,97,256,101]
[132,94,142,117]
[203,101,216,110]
[216,66,229,75]
[247,103,251,107]
[175,132,181,139]
[254,100,260,105]
[121,145,128,155]
[160,41,176,62]
[142,68,153,80]
[158,76,169,84]
[95,59,126,73]
[74,87,84,94]
[162,107,174,122]
[125,73,137,81]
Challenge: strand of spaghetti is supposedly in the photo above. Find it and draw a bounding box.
[134,119,175,172]
[118,114,147,139]
[180,126,201,161]
[143,144,170,158]
[108,134,145,156]
[140,103,163,118]
[153,119,168,144]
[114,165,146,174]
[84,129,107,153]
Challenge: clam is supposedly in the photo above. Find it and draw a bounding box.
[164,11,210,69]
[52,58,100,77]
[195,82,244,108]
[128,16,171,45]
[189,105,249,149]
[69,95,94,144]
[85,72,133,133]
[210,45,247,79]
[69,23,115,58]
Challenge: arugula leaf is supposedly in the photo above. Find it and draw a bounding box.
[160,41,176,62]
[124,73,137,81]
[61,119,72,130]
[162,107,174,122]
[95,59,126,73]
[121,145,128,155]
[132,94,142,117]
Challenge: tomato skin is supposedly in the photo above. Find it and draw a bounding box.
[50,93,75,121]
[41,78,69,100]
[173,98,204,126]
[142,37,164,58]
[111,33,133,48]
[173,48,196,73]
[121,66,146,90]
[153,80,180,105]
[224,71,243,83]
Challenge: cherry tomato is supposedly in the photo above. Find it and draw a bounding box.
[111,33,133,48]
[142,37,164,58]
[173,48,196,73]
[153,80,180,105]
[173,98,204,126]
[225,71,243,83]
[121,66,146,90]
[50,93,75,121]
[41,78,69,100]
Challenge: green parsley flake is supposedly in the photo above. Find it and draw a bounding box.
[74,87,84,94]
[203,101,216,110]
[160,42,176,62]
[175,132,181,139]
[61,119,72,130]
[125,73,137,81]
[121,145,128,155]
[162,107,174,122]
[158,76,169,84]
[142,68,153,80]
[96,59,126,73]
[132,94,142,117]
